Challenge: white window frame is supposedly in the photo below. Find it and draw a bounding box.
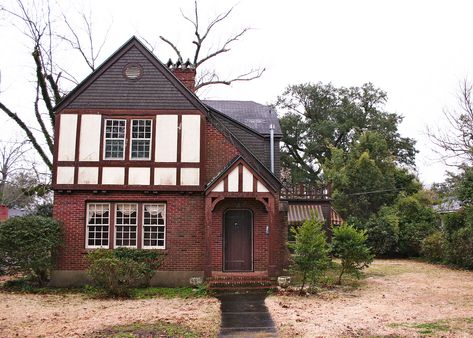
[103,119,126,160]
[114,203,138,248]
[130,119,152,160]
[142,203,166,249]
[85,203,110,249]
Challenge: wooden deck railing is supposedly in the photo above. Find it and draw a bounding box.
[280,183,330,200]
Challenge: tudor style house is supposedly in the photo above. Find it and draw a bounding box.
[51,37,287,287]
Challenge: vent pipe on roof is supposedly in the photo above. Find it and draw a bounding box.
[269,123,275,173]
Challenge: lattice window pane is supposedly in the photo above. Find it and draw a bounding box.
[104,119,126,159]
[142,204,166,248]
[130,119,152,159]
[115,203,137,247]
[86,203,110,248]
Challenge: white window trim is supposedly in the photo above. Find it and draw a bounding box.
[129,119,153,161]
[142,203,166,249]
[103,119,126,160]
[85,203,111,249]
[113,203,139,249]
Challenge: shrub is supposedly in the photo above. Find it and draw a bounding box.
[288,217,331,293]
[421,231,446,262]
[332,224,374,284]
[364,206,399,256]
[445,225,473,269]
[86,248,163,297]
[0,216,61,286]
[396,195,437,257]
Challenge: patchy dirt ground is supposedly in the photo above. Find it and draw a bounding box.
[0,293,220,337]
[267,259,473,337]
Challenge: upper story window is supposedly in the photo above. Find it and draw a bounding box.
[104,119,126,159]
[131,119,152,160]
[103,118,153,161]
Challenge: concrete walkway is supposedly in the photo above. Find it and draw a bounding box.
[217,292,278,337]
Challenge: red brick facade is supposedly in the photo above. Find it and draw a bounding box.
[53,120,286,283]
[54,191,206,271]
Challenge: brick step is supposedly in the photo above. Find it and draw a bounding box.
[207,277,276,290]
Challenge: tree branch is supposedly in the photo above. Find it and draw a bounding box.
[0,102,52,169]
[159,35,184,63]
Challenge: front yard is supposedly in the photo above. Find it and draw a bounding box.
[1,259,472,337]
[267,259,473,337]
[0,291,220,337]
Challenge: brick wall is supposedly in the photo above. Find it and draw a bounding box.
[205,120,240,182]
[53,191,205,271]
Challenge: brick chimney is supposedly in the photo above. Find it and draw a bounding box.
[166,59,196,93]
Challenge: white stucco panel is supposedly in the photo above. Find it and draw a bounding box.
[56,166,75,184]
[257,180,269,193]
[228,167,239,192]
[129,167,150,185]
[58,114,77,161]
[181,115,200,162]
[212,180,224,192]
[154,168,176,185]
[242,166,254,192]
[155,115,178,162]
[180,168,200,186]
[77,167,99,184]
[102,167,125,185]
[79,114,101,161]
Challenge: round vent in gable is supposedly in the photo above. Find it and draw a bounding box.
[123,63,143,80]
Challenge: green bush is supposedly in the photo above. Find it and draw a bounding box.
[364,206,399,256]
[0,216,61,286]
[421,231,446,262]
[445,225,473,269]
[332,224,374,284]
[396,195,437,257]
[288,217,331,293]
[86,248,163,297]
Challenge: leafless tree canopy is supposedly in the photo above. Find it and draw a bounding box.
[0,0,110,171]
[157,0,265,91]
[428,79,473,166]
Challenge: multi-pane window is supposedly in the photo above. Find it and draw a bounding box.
[115,203,138,247]
[130,119,152,160]
[104,119,126,159]
[86,203,110,248]
[86,202,166,249]
[143,204,166,249]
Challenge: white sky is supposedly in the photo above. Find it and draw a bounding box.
[2,0,473,185]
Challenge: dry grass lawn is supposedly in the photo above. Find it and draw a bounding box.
[267,259,473,337]
[1,260,472,337]
[0,292,220,337]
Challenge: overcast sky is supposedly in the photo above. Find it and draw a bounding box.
[2,0,473,184]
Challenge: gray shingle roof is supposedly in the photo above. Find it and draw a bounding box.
[203,100,282,136]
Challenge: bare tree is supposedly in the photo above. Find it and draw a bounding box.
[157,0,265,92]
[0,0,110,171]
[428,79,473,166]
[0,140,29,200]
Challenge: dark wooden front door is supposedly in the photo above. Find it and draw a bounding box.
[224,209,253,271]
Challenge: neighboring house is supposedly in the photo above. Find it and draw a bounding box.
[433,197,462,227]
[51,37,286,287]
[0,205,7,222]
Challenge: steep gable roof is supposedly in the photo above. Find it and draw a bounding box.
[54,36,207,112]
[203,100,282,136]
